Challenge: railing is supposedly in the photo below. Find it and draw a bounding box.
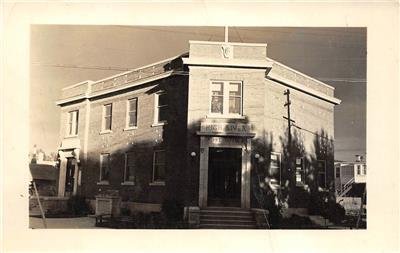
[336,177,354,197]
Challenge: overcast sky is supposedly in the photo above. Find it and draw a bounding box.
[30,25,366,162]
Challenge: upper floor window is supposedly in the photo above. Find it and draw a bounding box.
[154,92,167,124]
[126,98,138,128]
[67,110,79,136]
[103,104,112,131]
[99,153,110,182]
[210,81,243,116]
[356,164,361,175]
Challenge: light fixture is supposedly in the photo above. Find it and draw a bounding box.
[190,152,196,157]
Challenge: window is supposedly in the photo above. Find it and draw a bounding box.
[152,150,165,183]
[363,165,366,175]
[295,157,304,186]
[124,153,135,183]
[154,92,167,124]
[103,104,112,131]
[210,81,243,116]
[100,153,110,182]
[126,98,138,128]
[335,167,341,178]
[356,164,361,175]
[67,110,79,136]
[317,160,326,188]
[269,152,281,184]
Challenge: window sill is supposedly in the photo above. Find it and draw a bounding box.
[97,181,110,185]
[99,130,112,135]
[206,114,246,120]
[151,122,167,127]
[149,181,165,186]
[123,126,138,131]
[121,182,135,186]
[64,134,78,139]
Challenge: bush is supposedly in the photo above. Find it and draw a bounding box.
[67,195,90,216]
[161,199,184,222]
[325,202,345,224]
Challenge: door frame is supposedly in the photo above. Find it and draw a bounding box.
[198,136,252,208]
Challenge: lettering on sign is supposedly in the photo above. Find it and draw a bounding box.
[209,137,245,146]
[200,123,251,134]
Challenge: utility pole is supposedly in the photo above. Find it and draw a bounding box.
[283,89,296,204]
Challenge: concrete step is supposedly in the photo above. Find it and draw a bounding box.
[200,223,257,229]
[200,214,254,221]
[201,218,256,225]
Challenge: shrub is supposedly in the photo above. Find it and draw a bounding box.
[161,199,184,222]
[67,195,90,216]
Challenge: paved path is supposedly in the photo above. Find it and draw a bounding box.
[29,216,106,229]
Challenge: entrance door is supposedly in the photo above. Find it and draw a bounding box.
[65,158,75,197]
[208,148,242,207]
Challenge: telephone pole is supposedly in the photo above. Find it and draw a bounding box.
[283,89,295,169]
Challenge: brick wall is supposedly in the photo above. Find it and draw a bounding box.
[82,75,188,204]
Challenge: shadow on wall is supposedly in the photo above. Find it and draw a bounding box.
[250,127,336,226]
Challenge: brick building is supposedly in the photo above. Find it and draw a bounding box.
[56,40,341,221]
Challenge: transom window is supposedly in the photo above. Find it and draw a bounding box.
[103,104,112,131]
[127,98,138,128]
[100,153,110,182]
[210,81,243,116]
[154,92,168,124]
[152,150,166,183]
[124,152,135,182]
[67,110,79,136]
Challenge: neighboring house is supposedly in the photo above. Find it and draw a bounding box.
[29,163,59,196]
[334,155,366,198]
[55,40,341,219]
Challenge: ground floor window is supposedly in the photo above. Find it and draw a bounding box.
[152,150,165,183]
[100,153,110,182]
[269,152,281,184]
[295,157,304,186]
[124,152,135,183]
[317,160,326,188]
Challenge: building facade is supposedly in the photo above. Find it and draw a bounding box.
[56,40,341,213]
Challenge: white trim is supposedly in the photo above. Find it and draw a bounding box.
[62,80,93,91]
[56,71,185,105]
[125,97,138,129]
[183,57,273,69]
[208,80,243,117]
[267,71,341,105]
[189,40,268,47]
[267,58,335,90]
[123,152,135,184]
[153,91,167,125]
[102,103,113,132]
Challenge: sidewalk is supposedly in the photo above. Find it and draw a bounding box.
[29,216,106,229]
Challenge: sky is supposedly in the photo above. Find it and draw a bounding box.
[30,25,366,162]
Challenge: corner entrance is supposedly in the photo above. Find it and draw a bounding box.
[208,148,242,207]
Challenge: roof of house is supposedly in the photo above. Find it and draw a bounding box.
[29,163,58,181]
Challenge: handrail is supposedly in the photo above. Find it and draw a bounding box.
[337,177,354,197]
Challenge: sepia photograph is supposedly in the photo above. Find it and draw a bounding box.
[29,26,366,230]
[2,2,399,253]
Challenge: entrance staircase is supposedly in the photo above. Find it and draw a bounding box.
[336,177,354,197]
[199,207,258,229]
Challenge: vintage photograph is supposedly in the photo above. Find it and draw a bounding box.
[28,26,366,229]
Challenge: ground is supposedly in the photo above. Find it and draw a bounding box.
[29,216,105,229]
